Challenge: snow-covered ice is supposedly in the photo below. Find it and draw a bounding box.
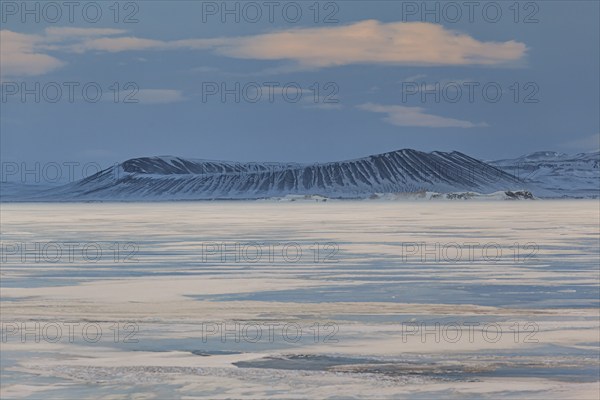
[1,201,598,398]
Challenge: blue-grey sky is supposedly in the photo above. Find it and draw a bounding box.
[1,0,599,169]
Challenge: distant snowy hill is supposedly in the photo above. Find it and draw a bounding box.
[490,151,599,198]
[6,149,523,201]
[2,149,597,201]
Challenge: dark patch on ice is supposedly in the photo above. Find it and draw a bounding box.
[190,282,599,309]
[191,350,242,356]
[234,354,389,371]
[234,354,599,383]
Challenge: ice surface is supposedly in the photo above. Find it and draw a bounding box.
[1,201,598,398]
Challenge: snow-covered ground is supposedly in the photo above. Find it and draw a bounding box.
[1,202,598,398]
[490,151,599,198]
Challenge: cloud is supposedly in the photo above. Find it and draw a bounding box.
[44,27,126,39]
[2,21,527,78]
[241,86,342,108]
[404,74,427,82]
[357,103,488,128]
[0,30,65,78]
[135,89,186,104]
[51,20,527,67]
[204,20,527,68]
[68,36,170,53]
[303,103,343,110]
[190,66,219,73]
[400,79,474,93]
[0,27,124,78]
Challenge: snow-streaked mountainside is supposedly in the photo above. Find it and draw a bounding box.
[2,149,597,201]
[490,151,599,198]
[9,149,527,201]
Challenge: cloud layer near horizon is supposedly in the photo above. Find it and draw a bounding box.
[358,103,488,128]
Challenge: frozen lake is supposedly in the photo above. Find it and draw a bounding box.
[1,201,599,399]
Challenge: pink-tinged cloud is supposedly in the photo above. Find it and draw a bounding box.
[65,20,527,68]
[0,30,64,78]
[1,27,124,78]
[210,20,527,67]
[1,21,527,78]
